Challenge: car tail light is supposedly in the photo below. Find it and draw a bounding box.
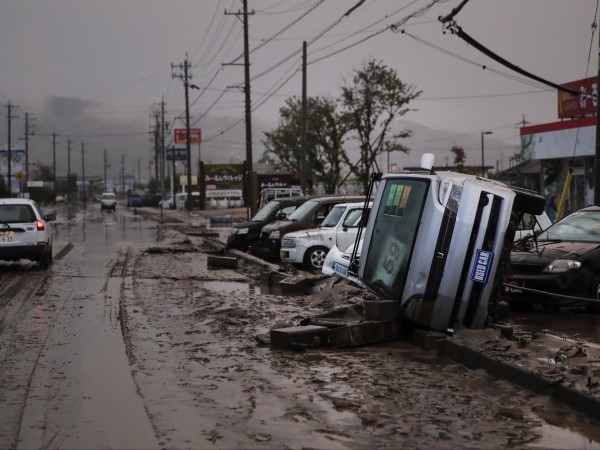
[36,220,45,231]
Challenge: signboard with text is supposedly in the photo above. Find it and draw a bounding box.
[166,147,188,161]
[174,128,201,144]
[558,77,597,119]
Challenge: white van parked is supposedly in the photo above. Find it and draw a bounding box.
[280,201,371,270]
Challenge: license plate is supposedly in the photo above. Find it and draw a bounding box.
[334,263,348,278]
[0,231,14,242]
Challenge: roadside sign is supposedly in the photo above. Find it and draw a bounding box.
[174,128,201,144]
[15,171,26,183]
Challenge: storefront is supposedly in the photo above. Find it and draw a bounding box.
[518,76,597,217]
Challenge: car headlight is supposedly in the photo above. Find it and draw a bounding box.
[281,237,296,248]
[235,227,249,235]
[542,259,582,273]
[269,230,280,240]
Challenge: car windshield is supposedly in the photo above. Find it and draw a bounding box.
[287,199,319,221]
[252,200,282,221]
[102,194,115,199]
[538,210,600,242]
[361,179,429,300]
[321,205,345,227]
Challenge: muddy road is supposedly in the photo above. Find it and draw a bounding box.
[0,205,600,449]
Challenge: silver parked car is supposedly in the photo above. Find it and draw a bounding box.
[0,198,56,268]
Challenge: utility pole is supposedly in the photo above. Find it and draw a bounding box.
[160,97,167,198]
[103,149,108,192]
[121,154,125,196]
[225,1,255,216]
[5,101,19,196]
[300,40,308,194]
[52,132,59,192]
[172,55,199,211]
[67,138,72,200]
[23,112,35,194]
[81,142,86,206]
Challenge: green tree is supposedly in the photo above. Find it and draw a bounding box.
[262,96,348,194]
[339,59,421,193]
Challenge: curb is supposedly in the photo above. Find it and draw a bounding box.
[439,336,600,422]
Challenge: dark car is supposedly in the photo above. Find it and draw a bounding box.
[503,206,600,311]
[142,194,163,207]
[226,197,308,251]
[251,195,365,260]
[127,194,143,207]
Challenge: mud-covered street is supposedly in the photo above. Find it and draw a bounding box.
[1,205,600,449]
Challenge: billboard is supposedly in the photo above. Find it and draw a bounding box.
[174,128,201,144]
[558,77,597,119]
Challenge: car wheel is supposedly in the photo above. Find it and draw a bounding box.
[589,275,600,313]
[39,247,51,269]
[304,246,329,270]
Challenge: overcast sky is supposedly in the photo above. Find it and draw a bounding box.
[0,0,598,180]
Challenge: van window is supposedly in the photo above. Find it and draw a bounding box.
[321,205,345,227]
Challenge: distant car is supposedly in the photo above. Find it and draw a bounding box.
[55,194,66,203]
[503,206,600,311]
[142,194,162,207]
[159,194,176,210]
[0,198,56,268]
[100,192,117,211]
[226,197,307,252]
[127,194,143,207]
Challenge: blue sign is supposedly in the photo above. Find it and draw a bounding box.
[470,249,494,284]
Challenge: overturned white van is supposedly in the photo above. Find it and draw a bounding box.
[357,154,544,334]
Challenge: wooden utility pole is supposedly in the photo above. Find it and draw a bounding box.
[5,101,19,196]
[225,1,255,216]
[300,41,308,194]
[172,55,198,211]
[67,139,72,199]
[52,132,59,192]
[81,142,86,206]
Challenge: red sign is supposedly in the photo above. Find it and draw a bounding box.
[558,77,597,119]
[174,128,201,144]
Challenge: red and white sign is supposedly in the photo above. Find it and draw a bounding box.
[174,128,201,144]
[558,77,597,119]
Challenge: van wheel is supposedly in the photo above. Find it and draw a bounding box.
[304,246,329,270]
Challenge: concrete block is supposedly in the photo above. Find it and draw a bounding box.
[207,255,238,269]
[328,320,401,348]
[270,325,329,350]
[278,276,313,295]
[413,329,447,352]
[364,300,399,321]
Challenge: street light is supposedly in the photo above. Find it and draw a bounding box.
[481,131,493,177]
